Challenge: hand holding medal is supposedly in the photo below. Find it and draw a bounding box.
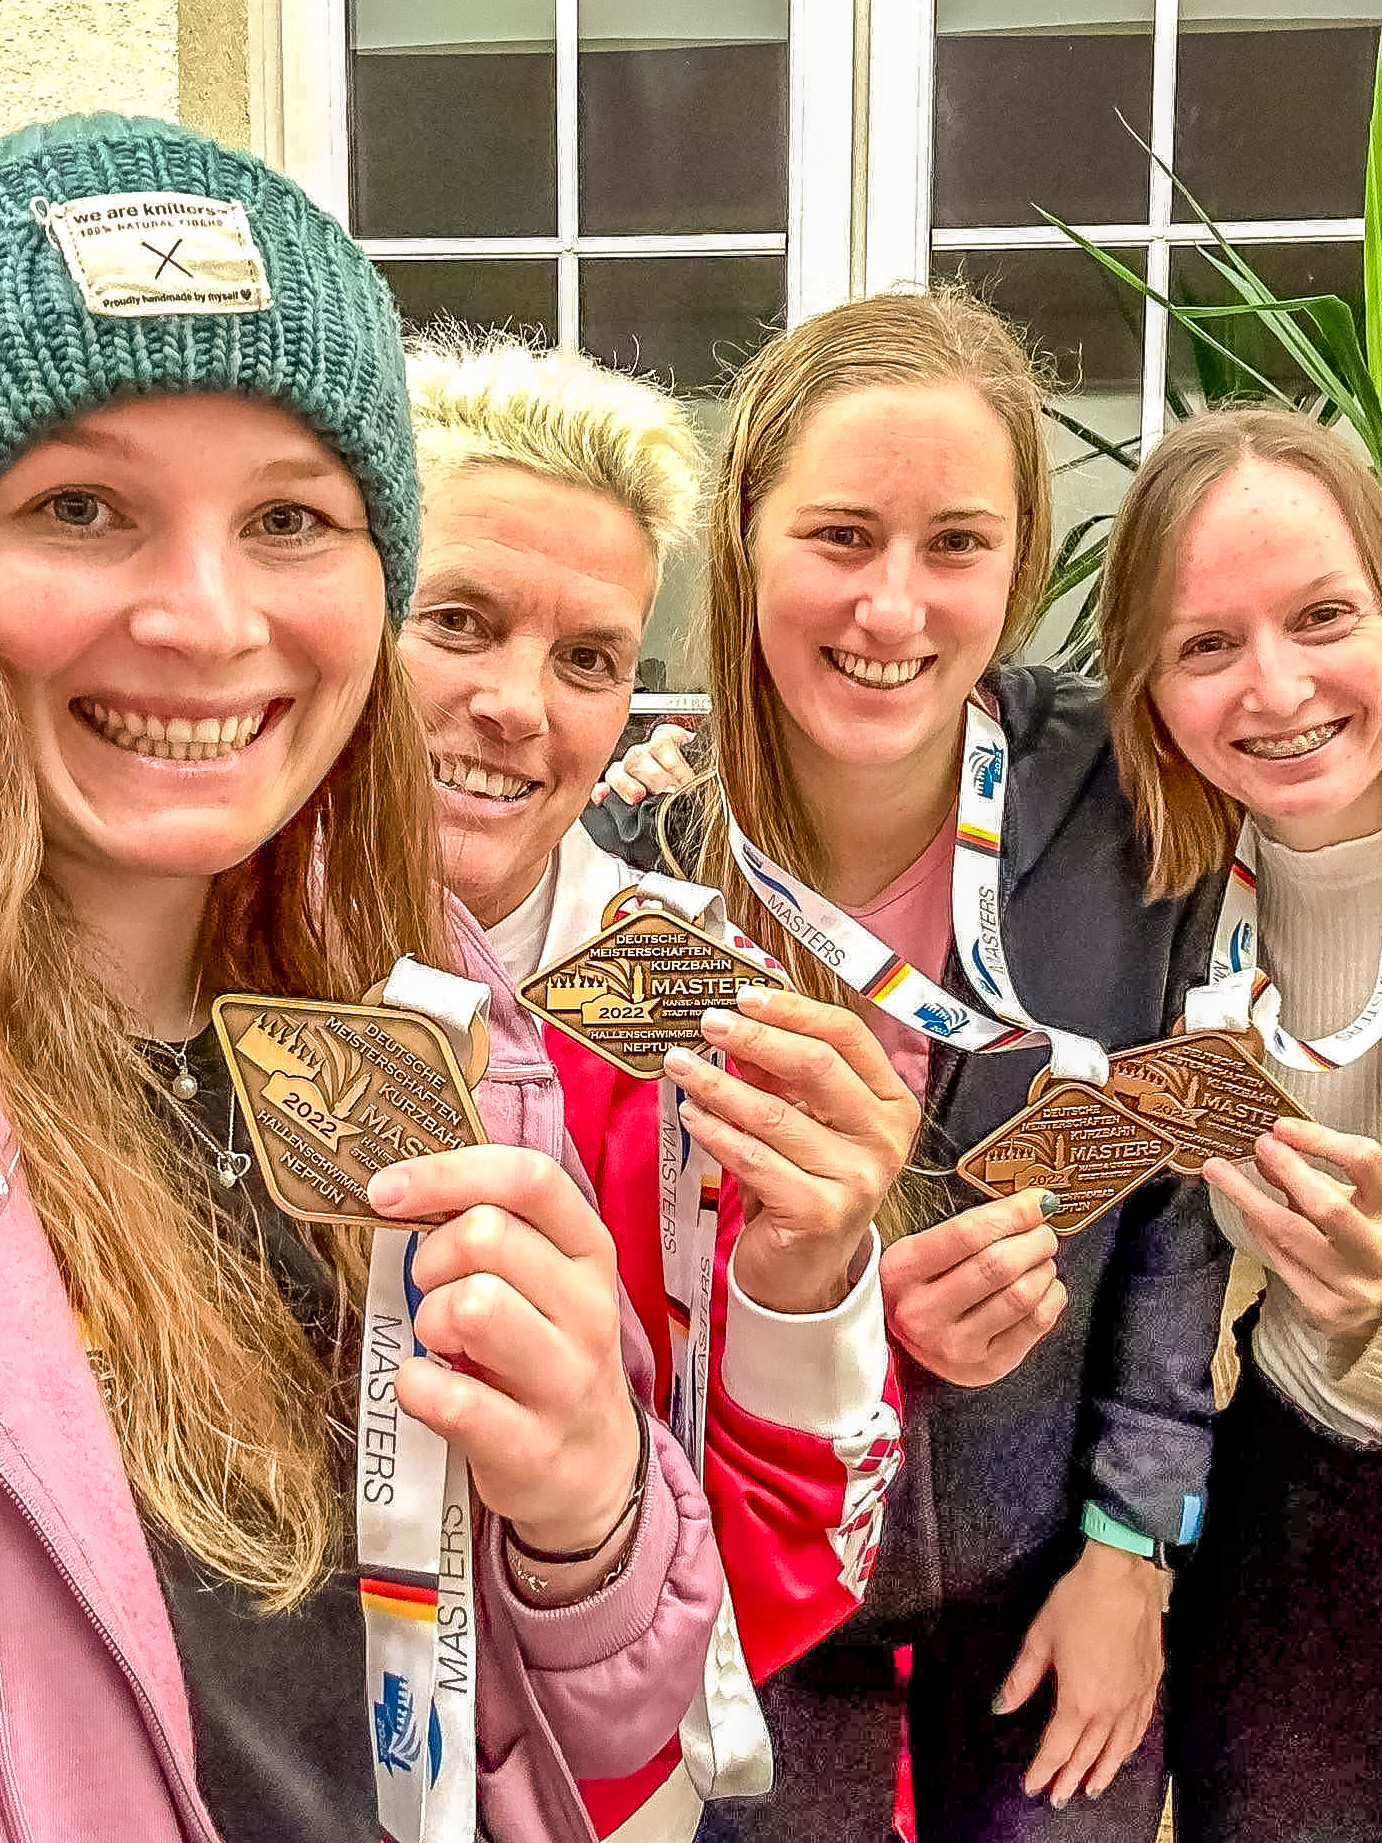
[366,1143,643,1569]
[215,966,645,1843]
[668,984,919,1316]
[1203,1116,1382,1347]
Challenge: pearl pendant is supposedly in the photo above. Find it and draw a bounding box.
[172,1069,200,1101]
[217,1153,251,1190]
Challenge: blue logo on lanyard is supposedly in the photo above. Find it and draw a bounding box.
[968,742,1004,799]
[969,940,1002,1000]
[1229,920,1254,973]
[913,1001,968,1038]
[401,1231,428,1358]
[374,1672,424,1774]
[742,842,803,914]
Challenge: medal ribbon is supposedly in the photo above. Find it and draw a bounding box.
[1187,821,1382,1072]
[723,702,1109,1086]
[614,870,775,1800]
[357,961,490,1843]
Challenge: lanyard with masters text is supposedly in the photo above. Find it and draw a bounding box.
[631,872,777,1800]
[1185,820,1382,1072]
[356,960,490,1843]
[723,700,1110,1087]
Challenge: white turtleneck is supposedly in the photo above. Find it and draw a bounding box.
[1209,823,1382,1441]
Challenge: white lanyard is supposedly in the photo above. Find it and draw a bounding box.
[723,701,1109,1086]
[1185,821,1382,1073]
[620,871,775,1801]
[356,962,490,1843]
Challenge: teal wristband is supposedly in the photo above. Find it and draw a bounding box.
[1081,1501,1156,1559]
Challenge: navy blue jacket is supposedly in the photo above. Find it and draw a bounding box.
[587,664,1231,1619]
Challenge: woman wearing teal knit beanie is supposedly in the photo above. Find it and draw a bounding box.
[0,113,719,1843]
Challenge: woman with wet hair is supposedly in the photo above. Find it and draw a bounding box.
[591,288,1229,1842]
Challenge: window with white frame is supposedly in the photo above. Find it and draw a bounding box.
[276,0,1379,686]
[338,0,856,696]
[867,0,1380,656]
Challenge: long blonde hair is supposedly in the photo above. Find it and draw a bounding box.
[675,290,1053,1236]
[0,638,448,1609]
[1101,405,1382,898]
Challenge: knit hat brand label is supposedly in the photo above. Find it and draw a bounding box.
[42,192,272,318]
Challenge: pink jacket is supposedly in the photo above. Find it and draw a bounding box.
[0,901,721,1843]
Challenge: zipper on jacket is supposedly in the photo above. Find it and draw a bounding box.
[0,1459,220,1843]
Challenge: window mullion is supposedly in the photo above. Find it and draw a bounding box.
[788,0,855,321]
[1140,0,1180,458]
[864,0,936,293]
[556,0,580,350]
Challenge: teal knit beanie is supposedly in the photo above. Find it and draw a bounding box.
[0,112,418,626]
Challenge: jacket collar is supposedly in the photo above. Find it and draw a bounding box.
[0,1137,208,1811]
[986,664,1114,891]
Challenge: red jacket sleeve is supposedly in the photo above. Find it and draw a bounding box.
[550,1027,903,1691]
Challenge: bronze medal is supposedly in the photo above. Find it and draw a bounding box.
[956,1081,1179,1235]
[212,996,487,1222]
[518,909,790,1079]
[1100,1031,1309,1174]
[1027,1030,1309,1175]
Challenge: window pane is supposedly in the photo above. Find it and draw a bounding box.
[638,399,727,695]
[1175,14,1382,223]
[578,1,789,235]
[350,1,557,238]
[374,260,558,343]
[932,246,1145,662]
[1167,242,1364,405]
[580,256,785,391]
[934,1,1153,230]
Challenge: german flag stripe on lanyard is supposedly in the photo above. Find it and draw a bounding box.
[1188,821,1382,1074]
[723,700,1111,1088]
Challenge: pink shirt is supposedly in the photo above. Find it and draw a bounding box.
[840,803,959,1105]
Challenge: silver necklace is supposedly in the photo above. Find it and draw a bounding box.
[170,1084,252,1191]
[169,970,204,1102]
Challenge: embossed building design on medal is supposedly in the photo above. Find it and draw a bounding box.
[519,909,789,1078]
[957,1082,1181,1235]
[213,995,486,1222]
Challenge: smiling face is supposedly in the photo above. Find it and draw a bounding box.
[397,463,656,927]
[750,381,1018,805]
[0,392,385,905]
[1150,460,1382,850]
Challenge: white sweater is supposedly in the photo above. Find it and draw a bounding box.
[1210,825,1382,1442]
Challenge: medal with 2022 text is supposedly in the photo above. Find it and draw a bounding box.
[215,973,492,1843]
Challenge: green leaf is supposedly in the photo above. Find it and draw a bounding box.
[1306,296,1382,462]
[1037,210,1295,406]
[1051,513,1113,574]
[1191,249,1374,441]
[1043,404,1141,470]
[1366,35,1382,379]
[1037,526,1108,617]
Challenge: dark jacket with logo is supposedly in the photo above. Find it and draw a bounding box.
[587,663,1232,1619]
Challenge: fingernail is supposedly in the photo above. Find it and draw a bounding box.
[678,1098,705,1126]
[1039,1190,1062,1218]
[735,984,773,1010]
[700,1007,734,1033]
[991,1690,1011,1716]
[1051,1795,1069,1812]
[369,1169,410,1212]
[1086,1786,1103,1801]
[664,1046,696,1075]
